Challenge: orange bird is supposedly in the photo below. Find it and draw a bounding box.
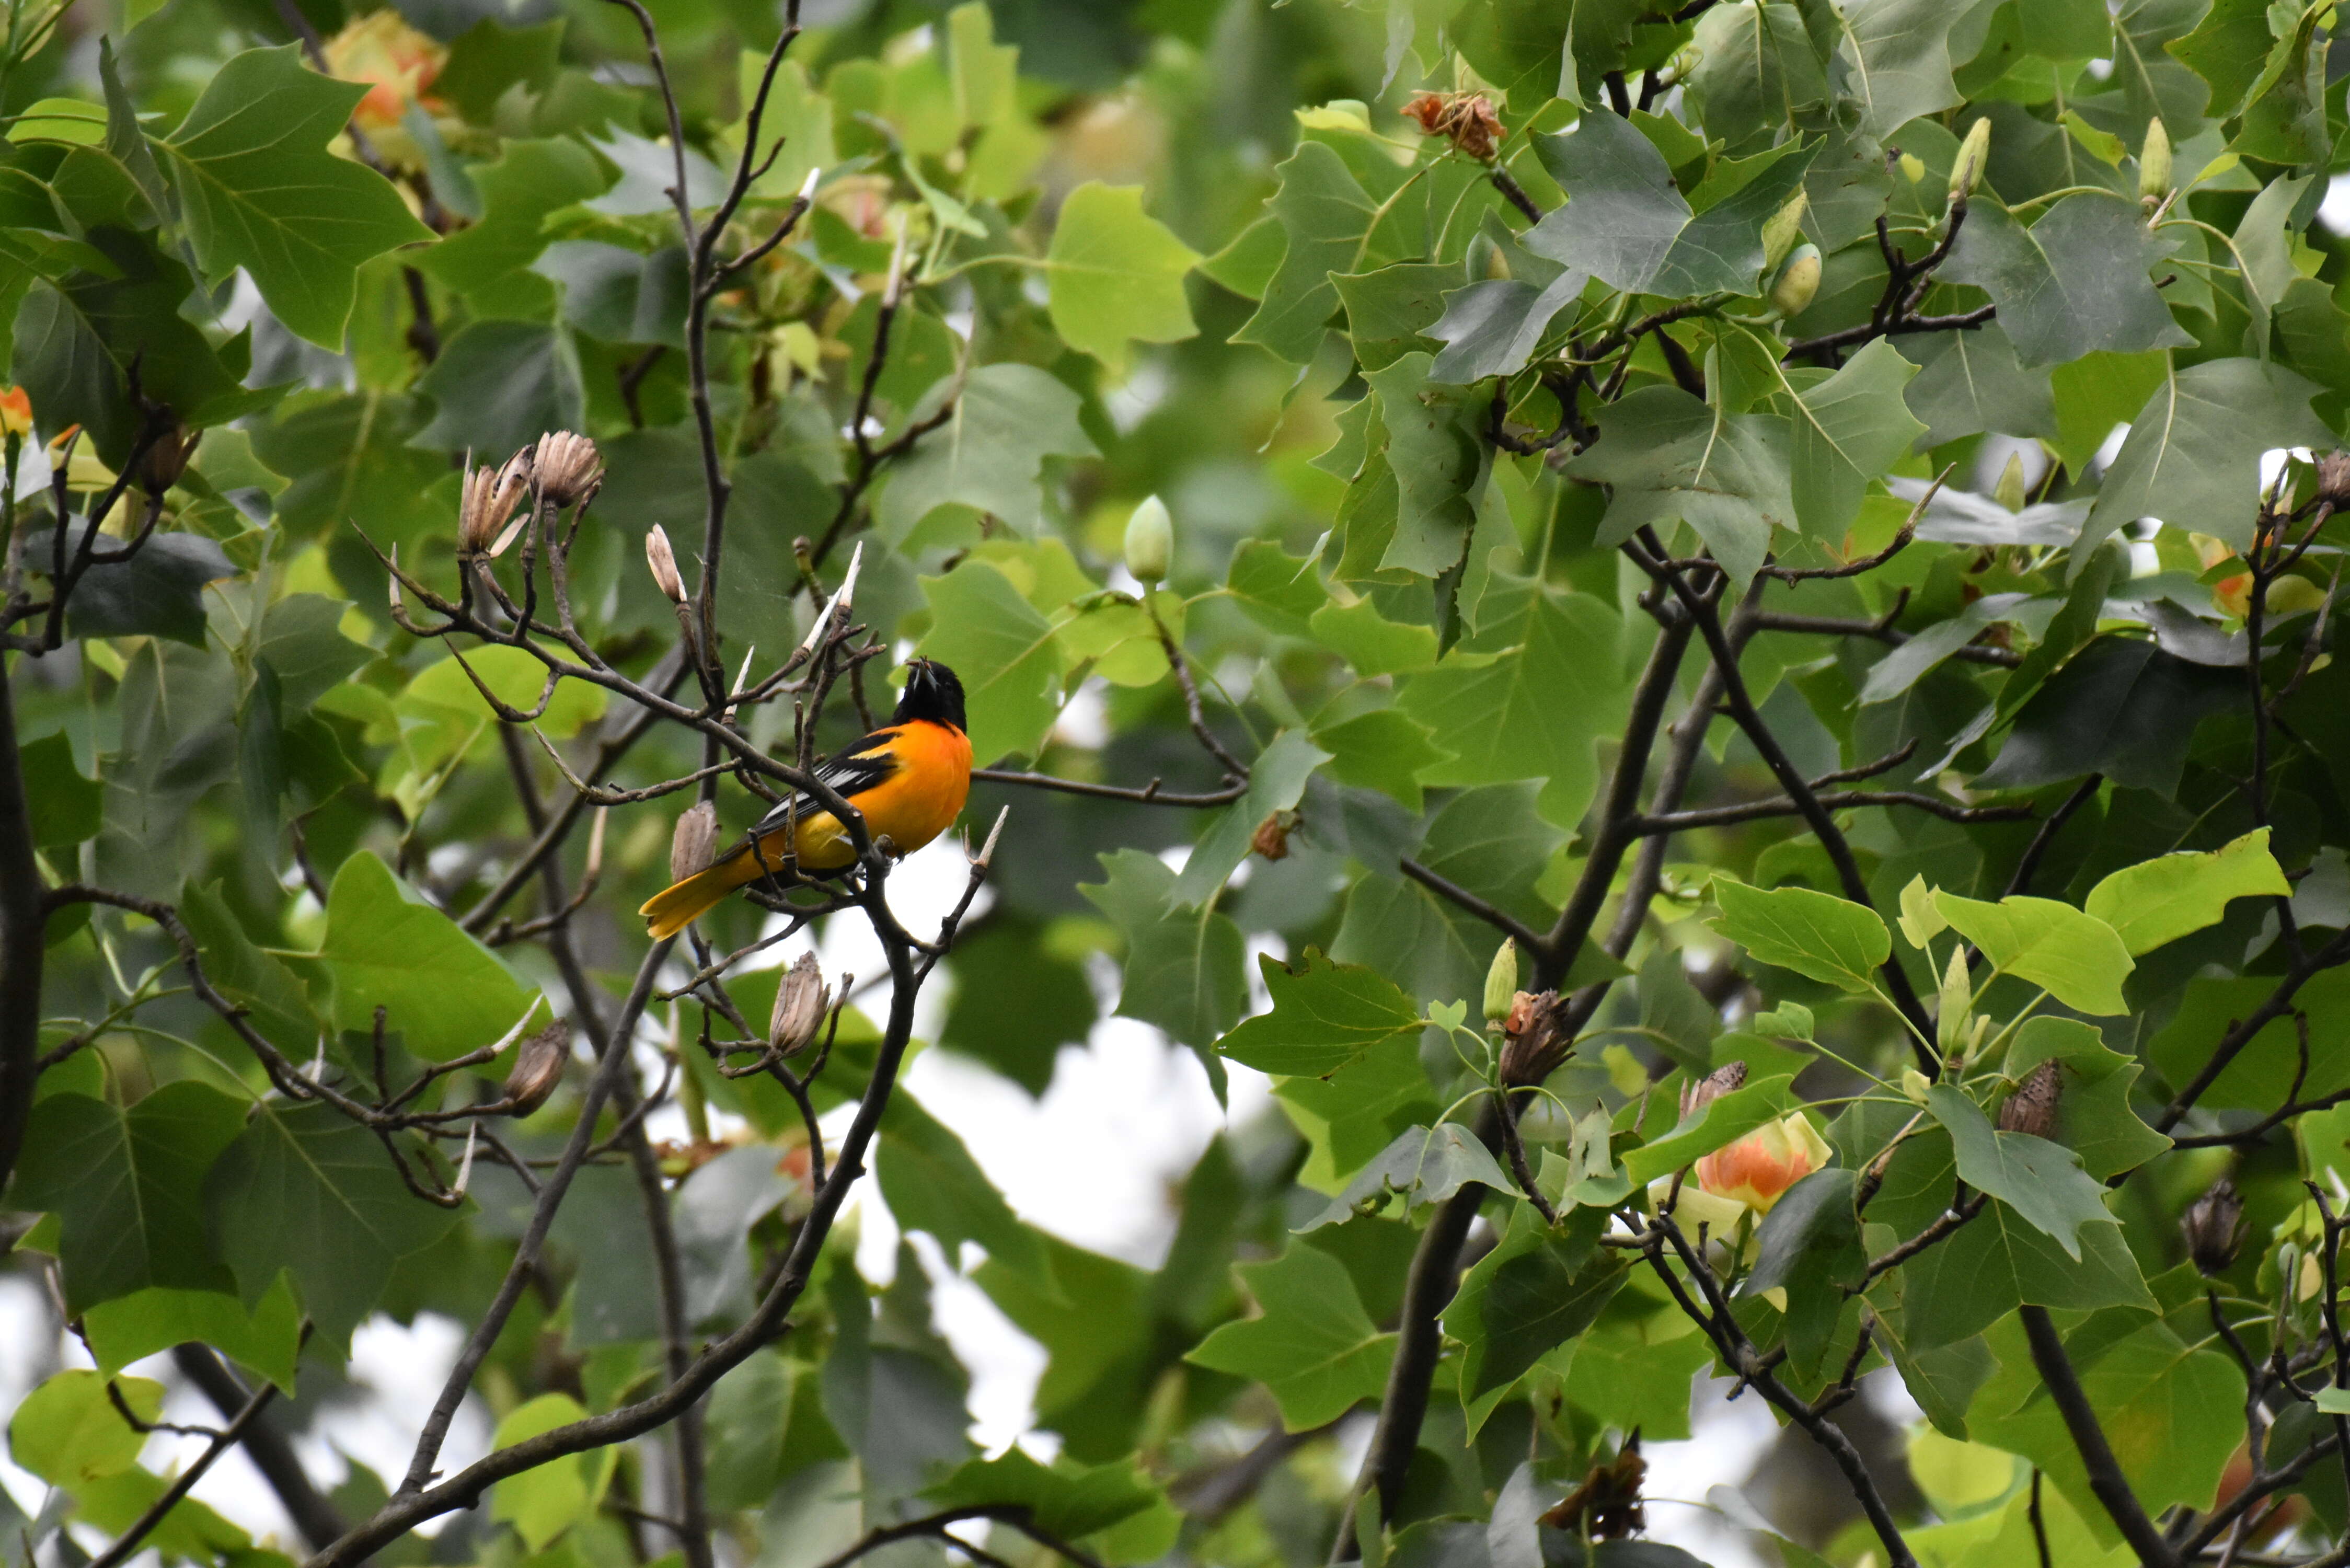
[639,659,973,939]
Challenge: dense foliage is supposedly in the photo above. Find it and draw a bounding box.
[13,0,2350,1565]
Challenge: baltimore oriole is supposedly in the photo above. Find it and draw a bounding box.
[639,659,972,939]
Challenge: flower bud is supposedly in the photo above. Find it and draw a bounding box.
[1997,1058,2062,1138]
[769,952,830,1055]
[1900,1067,1932,1105]
[1761,190,1810,270]
[2139,117,2172,203]
[1994,451,2028,514]
[1680,1059,1748,1121]
[0,385,30,438]
[1767,244,1820,318]
[1949,117,1991,204]
[1498,988,1570,1088]
[2181,1178,2244,1275]
[1483,939,1519,1023]
[646,525,688,604]
[1898,152,1925,185]
[139,424,196,495]
[532,431,603,510]
[1695,1111,1828,1215]
[502,1021,570,1115]
[2317,451,2350,509]
[1124,494,1172,585]
[459,449,533,557]
[670,800,719,884]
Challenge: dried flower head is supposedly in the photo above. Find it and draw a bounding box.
[1680,1060,1749,1122]
[533,431,603,510]
[770,952,830,1055]
[2317,451,2350,509]
[1250,811,1293,862]
[1543,1434,1645,1540]
[646,525,688,604]
[502,1021,570,1115]
[459,449,533,557]
[2181,1178,2245,1276]
[1498,989,1571,1088]
[1997,1058,2063,1139]
[670,800,720,885]
[1399,91,1504,162]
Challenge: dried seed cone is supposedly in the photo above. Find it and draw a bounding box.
[1499,989,1571,1088]
[459,449,533,557]
[646,525,688,604]
[2181,1178,2244,1275]
[533,431,604,510]
[670,800,720,885]
[1997,1058,2062,1138]
[503,1021,571,1115]
[2316,451,2350,509]
[770,952,830,1055]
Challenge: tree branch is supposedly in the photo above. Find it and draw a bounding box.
[2019,1305,2180,1567]
[0,662,47,1191]
[172,1345,349,1551]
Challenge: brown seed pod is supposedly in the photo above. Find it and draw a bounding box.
[502,1021,571,1115]
[533,430,604,510]
[1997,1058,2062,1138]
[769,952,831,1055]
[1680,1059,1749,1121]
[2180,1178,2245,1276]
[670,800,720,885]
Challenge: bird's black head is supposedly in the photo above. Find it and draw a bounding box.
[893,658,966,732]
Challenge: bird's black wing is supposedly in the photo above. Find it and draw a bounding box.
[744,727,905,838]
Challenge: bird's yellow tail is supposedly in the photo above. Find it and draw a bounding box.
[639,856,757,940]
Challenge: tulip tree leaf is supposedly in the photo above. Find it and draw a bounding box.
[1081,849,1248,1070]
[1709,880,1891,993]
[2006,1018,2172,1181]
[159,45,435,347]
[316,850,539,1060]
[1301,1124,1513,1230]
[13,1083,246,1312]
[1185,1245,1397,1431]
[1215,949,1425,1080]
[1940,196,2193,370]
[1923,1086,2118,1260]
[1446,1206,1626,1409]
[1785,337,1926,536]
[2083,828,2290,956]
[1928,891,2132,1016]
[877,363,1098,541]
[1045,181,1202,373]
[879,1092,1053,1286]
[1567,385,1795,588]
[1977,637,2240,796]
[203,1100,464,1346]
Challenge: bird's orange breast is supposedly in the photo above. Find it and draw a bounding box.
[784,720,973,870]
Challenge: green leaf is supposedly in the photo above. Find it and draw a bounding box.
[20,731,99,846]
[1940,196,2193,369]
[1446,1206,1626,1412]
[1309,599,1439,676]
[316,850,539,1060]
[80,1279,303,1393]
[915,559,1065,763]
[252,390,449,547]
[879,1091,1052,1286]
[1360,352,1491,577]
[1823,0,1970,139]
[181,881,320,1056]
[20,521,237,648]
[926,1449,1167,1543]
[1045,182,1201,373]
[877,362,1098,540]
[1977,637,2239,796]
[1787,338,1926,537]
[1185,1245,1396,1430]
[1427,271,1588,384]
[1709,880,1891,993]
[1235,141,1402,364]
[413,138,613,314]
[1900,1192,2155,1348]
[1226,540,1329,637]
[435,17,566,125]
[1621,1073,1800,1185]
[1301,1124,1513,1230]
[2083,828,2289,955]
[1275,1033,1440,1178]
[534,241,688,348]
[13,1083,245,1311]
[2077,357,2333,561]
[1902,323,2060,449]
[8,1370,158,1486]
[411,320,586,454]
[203,1100,465,1346]
[1566,385,1795,588]
[1740,1167,1865,1375]
[1313,708,1448,810]
[491,1393,614,1550]
[1525,112,1812,296]
[1171,730,1332,905]
[1397,590,1630,828]
[1928,891,2132,1014]
[1081,849,1248,1067]
[159,46,433,346]
[1215,948,1424,1079]
[1333,262,1458,372]
[1923,1085,2118,1260]
[940,919,1097,1096]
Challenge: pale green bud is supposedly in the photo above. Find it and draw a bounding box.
[1768,243,1821,318]
[1898,152,1925,185]
[1994,452,2028,514]
[2139,117,2172,203]
[1900,1067,1932,1106]
[1483,938,1519,1023]
[1761,189,1810,270]
[1949,117,1991,204]
[1123,494,1172,585]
